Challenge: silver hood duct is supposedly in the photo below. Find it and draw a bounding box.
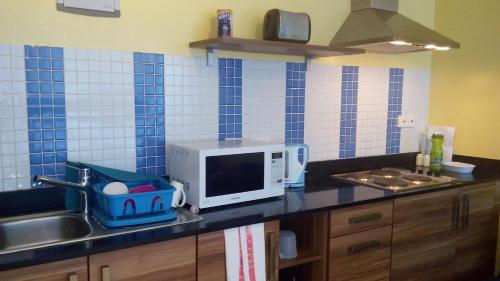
[330,0,460,53]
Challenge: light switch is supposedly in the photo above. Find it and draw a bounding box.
[398,115,415,128]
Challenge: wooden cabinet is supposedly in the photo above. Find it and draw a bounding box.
[197,221,280,281]
[454,183,496,281]
[391,182,497,281]
[329,226,391,281]
[280,212,329,281]
[330,201,393,237]
[0,257,88,281]
[329,201,393,281]
[89,236,196,281]
[391,188,458,281]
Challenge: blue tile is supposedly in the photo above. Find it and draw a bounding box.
[155,54,164,64]
[54,118,66,129]
[52,71,64,82]
[155,65,164,75]
[51,47,63,58]
[52,59,64,70]
[42,142,55,152]
[26,70,38,81]
[133,52,143,63]
[30,165,43,176]
[24,45,37,57]
[38,46,51,58]
[145,64,154,74]
[39,59,51,70]
[43,153,56,164]
[144,53,155,63]
[27,82,40,93]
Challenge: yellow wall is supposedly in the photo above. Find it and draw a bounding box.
[0,0,435,68]
[430,0,500,159]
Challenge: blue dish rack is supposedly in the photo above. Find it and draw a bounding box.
[71,162,177,227]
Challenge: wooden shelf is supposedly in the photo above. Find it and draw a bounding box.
[279,249,324,270]
[189,37,364,58]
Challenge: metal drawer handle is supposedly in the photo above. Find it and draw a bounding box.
[348,213,383,224]
[68,273,78,281]
[102,265,111,281]
[348,240,381,254]
[463,194,471,229]
[452,196,460,230]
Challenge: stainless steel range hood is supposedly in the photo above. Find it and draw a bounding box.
[330,0,460,53]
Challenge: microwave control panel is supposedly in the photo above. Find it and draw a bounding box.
[270,151,284,185]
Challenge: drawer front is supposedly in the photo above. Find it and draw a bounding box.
[329,226,391,281]
[330,200,393,237]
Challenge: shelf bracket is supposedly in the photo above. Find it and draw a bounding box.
[206,48,218,67]
[304,55,316,71]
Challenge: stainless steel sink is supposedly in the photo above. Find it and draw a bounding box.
[0,214,91,253]
[0,208,202,255]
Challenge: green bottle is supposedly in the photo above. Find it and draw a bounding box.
[430,133,444,173]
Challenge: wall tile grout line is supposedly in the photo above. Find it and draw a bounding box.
[218,58,243,141]
[133,52,166,176]
[386,68,404,154]
[24,45,68,180]
[285,62,306,145]
[339,65,359,159]
[0,44,430,191]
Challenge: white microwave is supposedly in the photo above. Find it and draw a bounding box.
[168,139,285,209]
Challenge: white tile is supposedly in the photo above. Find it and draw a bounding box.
[0,45,10,56]
[355,67,389,157]
[64,49,136,172]
[400,69,430,153]
[164,55,219,143]
[242,59,286,143]
[305,64,342,161]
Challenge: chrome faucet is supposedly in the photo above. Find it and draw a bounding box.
[32,164,92,214]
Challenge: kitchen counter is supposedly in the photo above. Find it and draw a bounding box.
[0,153,498,271]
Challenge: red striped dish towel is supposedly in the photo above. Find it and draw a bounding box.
[224,223,266,281]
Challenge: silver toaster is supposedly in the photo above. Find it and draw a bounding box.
[263,9,311,43]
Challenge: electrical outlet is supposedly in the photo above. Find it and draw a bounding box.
[398,115,415,128]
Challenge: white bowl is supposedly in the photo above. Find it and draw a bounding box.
[103,182,129,195]
[443,161,475,174]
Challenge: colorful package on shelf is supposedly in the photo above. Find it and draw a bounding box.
[217,9,233,37]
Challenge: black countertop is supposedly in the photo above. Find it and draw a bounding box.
[0,153,498,271]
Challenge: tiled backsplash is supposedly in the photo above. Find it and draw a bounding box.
[0,43,430,191]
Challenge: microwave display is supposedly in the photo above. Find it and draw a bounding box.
[206,152,265,197]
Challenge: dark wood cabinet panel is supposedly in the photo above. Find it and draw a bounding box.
[197,221,280,281]
[391,189,459,281]
[455,183,496,281]
[89,236,196,281]
[329,226,391,281]
[0,257,88,281]
[330,200,393,237]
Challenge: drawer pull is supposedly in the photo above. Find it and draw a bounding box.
[463,194,471,229]
[102,265,111,281]
[68,273,78,281]
[348,213,382,224]
[452,196,460,230]
[348,240,381,254]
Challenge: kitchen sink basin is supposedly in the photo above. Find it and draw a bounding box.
[0,214,91,253]
[0,208,202,255]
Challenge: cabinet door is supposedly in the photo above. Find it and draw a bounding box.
[197,221,280,281]
[89,236,196,281]
[455,183,496,281]
[391,189,459,281]
[0,257,88,281]
[329,226,391,281]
